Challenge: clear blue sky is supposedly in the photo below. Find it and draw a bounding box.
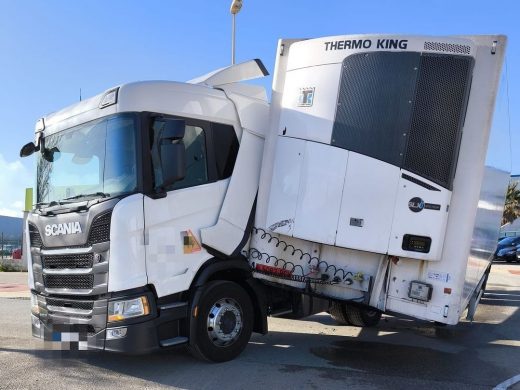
[0,0,519,217]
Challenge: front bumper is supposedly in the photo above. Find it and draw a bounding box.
[31,290,189,354]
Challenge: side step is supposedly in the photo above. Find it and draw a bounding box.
[160,337,188,348]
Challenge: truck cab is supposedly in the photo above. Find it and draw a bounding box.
[23,61,270,360]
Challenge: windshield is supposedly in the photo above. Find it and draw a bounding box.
[37,114,138,205]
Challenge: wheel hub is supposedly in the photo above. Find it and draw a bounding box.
[207,298,243,347]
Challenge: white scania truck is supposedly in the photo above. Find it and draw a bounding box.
[20,34,509,362]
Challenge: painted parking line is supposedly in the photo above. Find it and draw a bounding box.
[493,374,520,390]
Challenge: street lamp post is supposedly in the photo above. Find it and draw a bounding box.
[230,0,242,65]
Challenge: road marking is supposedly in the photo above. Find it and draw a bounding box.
[489,340,520,347]
[493,374,520,390]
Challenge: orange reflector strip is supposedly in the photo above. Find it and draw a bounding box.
[108,314,125,322]
[141,297,150,316]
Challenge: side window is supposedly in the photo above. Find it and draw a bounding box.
[212,122,239,179]
[171,125,208,190]
[151,121,208,191]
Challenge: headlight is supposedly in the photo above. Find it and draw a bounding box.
[108,296,150,322]
[31,293,39,315]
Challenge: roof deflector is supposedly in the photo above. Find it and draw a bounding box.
[188,59,269,87]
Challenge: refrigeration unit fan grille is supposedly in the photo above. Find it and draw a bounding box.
[403,54,473,188]
[332,51,473,190]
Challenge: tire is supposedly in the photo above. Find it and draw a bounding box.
[345,304,382,327]
[329,301,350,325]
[189,281,253,362]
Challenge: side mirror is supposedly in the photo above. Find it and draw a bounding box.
[160,143,186,188]
[156,118,186,188]
[158,118,185,141]
[43,147,61,162]
[20,142,37,158]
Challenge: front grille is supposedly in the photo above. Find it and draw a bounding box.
[88,212,111,244]
[42,253,94,269]
[46,297,94,310]
[29,224,43,248]
[43,274,94,289]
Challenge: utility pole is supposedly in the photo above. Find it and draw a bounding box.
[230,0,243,65]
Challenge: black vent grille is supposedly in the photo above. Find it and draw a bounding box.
[46,297,94,310]
[331,51,419,167]
[42,253,94,270]
[403,54,473,188]
[88,212,111,244]
[331,52,473,190]
[29,224,43,248]
[43,274,94,290]
[401,173,441,192]
[424,41,471,55]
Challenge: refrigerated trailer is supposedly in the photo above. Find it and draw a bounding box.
[20,34,509,362]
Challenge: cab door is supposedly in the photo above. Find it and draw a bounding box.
[144,116,239,298]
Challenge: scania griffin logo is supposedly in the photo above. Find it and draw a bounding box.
[44,222,82,236]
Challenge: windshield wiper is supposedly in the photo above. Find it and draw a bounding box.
[34,200,60,208]
[63,192,110,201]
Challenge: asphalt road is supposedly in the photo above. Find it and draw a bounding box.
[0,263,519,390]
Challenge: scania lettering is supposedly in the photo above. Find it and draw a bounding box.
[45,222,82,236]
[21,34,509,362]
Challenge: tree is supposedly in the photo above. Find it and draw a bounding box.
[502,182,520,226]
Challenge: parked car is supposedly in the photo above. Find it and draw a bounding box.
[494,236,520,262]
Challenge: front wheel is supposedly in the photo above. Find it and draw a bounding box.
[189,281,253,362]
